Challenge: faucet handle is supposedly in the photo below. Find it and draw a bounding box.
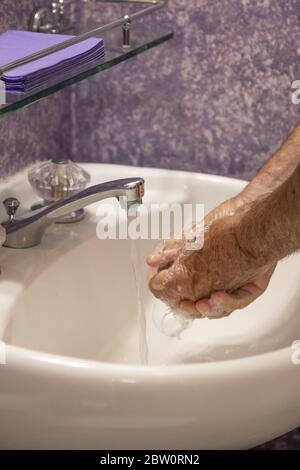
[3,197,20,221]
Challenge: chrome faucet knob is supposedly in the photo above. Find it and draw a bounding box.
[3,197,20,221]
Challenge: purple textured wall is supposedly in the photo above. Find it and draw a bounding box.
[0,0,72,177]
[73,0,300,180]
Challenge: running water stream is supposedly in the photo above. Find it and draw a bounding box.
[130,236,194,365]
[128,205,195,365]
[130,239,149,365]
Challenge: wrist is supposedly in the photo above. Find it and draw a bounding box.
[204,214,254,287]
[234,196,278,267]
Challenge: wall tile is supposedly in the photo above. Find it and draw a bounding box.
[73,0,300,180]
[0,0,72,177]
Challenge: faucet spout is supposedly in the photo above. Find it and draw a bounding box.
[1,177,144,249]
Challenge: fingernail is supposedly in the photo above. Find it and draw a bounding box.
[147,254,160,265]
[179,301,198,316]
[195,301,210,317]
[198,310,209,318]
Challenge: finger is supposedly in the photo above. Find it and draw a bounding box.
[202,266,276,319]
[146,249,178,268]
[180,300,201,317]
[149,269,179,308]
[149,264,189,308]
[149,269,174,292]
[161,239,183,250]
[194,298,214,317]
[181,289,253,320]
[206,284,262,318]
[147,265,158,282]
[180,265,276,319]
[147,238,182,266]
[147,254,177,280]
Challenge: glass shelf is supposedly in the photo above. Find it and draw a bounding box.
[0,0,173,117]
[0,26,173,116]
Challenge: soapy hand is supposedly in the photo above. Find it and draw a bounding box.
[147,197,276,318]
[147,196,244,274]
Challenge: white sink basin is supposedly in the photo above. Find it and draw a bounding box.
[0,163,299,449]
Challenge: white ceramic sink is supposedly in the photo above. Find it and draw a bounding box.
[0,163,299,449]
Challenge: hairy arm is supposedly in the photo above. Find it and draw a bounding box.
[240,123,300,203]
[148,123,300,268]
[237,162,300,266]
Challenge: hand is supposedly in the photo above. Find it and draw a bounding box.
[147,199,276,318]
[147,196,245,275]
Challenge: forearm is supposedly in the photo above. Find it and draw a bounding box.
[236,162,300,266]
[240,123,300,203]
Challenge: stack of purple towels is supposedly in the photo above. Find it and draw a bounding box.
[0,30,105,93]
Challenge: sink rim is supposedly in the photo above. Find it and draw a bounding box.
[4,341,292,379]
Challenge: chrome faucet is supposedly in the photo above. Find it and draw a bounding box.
[1,178,144,249]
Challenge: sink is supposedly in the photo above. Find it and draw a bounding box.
[0,163,299,449]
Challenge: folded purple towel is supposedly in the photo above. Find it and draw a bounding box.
[0,30,105,92]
